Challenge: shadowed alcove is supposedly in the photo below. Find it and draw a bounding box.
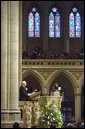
[49,73,75,122]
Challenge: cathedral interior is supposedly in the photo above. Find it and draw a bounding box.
[1,1,84,128]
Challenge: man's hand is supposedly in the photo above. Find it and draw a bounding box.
[28,89,38,97]
[28,93,31,96]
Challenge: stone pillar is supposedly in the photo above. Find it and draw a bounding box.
[42,8,48,52]
[75,92,81,121]
[1,1,21,128]
[19,1,22,84]
[1,1,8,110]
[63,4,70,53]
[42,84,48,96]
[9,1,20,109]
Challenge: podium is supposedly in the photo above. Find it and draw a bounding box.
[29,91,41,99]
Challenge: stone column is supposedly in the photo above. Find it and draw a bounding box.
[1,1,21,128]
[75,92,81,121]
[1,2,11,127]
[19,1,22,87]
[1,1,8,110]
[63,4,70,53]
[42,7,48,52]
[42,83,48,96]
[9,1,20,110]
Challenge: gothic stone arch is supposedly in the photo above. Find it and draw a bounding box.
[78,74,84,94]
[22,69,45,93]
[46,69,78,95]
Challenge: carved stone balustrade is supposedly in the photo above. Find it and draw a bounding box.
[19,96,62,128]
[19,97,40,128]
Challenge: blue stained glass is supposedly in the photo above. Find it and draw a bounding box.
[69,8,81,38]
[35,12,40,37]
[49,8,60,38]
[55,12,60,37]
[28,12,34,37]
[75,12,81,37]
[49,12,54,37]
[28,8,40,37]
[69,12,75,37]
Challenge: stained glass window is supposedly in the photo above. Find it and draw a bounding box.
[28,7,40,37]
[69,7,81,38]
[49,12,54,37]
[49,7,60,37]
[28,12,34,37]
[35,12,40,37]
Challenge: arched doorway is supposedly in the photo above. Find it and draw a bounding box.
[81,84,84,120]
[49,73,75,123]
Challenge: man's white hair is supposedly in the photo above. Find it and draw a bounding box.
[21,81,27,86]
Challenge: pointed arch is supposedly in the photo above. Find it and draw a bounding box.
[46,70,77,94]
[22,69,45,91]
[78,74,84,93]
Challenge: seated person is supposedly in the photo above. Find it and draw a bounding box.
[19,81,37,101]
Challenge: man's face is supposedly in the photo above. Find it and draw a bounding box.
[21,81,27,87]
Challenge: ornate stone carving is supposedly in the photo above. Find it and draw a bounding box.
[39,96,62,109]
[69,71,83,80]
[19,100,41,128]
[22,102,33,128]
[53,90,60,97]
[32,101,40,126]
[37,70,54,80]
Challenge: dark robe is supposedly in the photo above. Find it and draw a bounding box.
[19,86,29,101]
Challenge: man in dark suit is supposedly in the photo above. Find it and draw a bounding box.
[19,81,29,101]
[19,81,37,101]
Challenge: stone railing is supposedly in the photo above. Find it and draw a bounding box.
[22,59,84,68]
